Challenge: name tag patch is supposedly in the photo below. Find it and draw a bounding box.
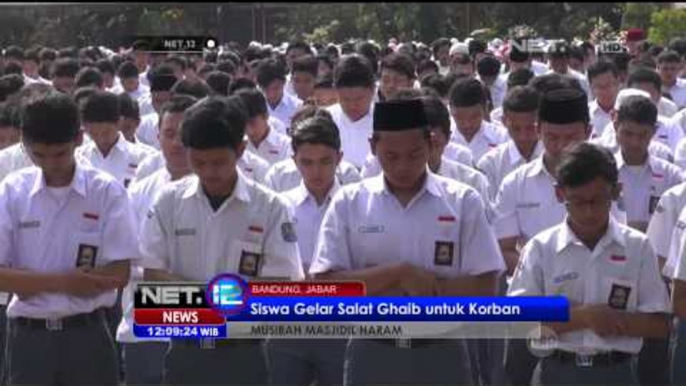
[553,272,579,284]
[18,221,40,229]
[516,202,541,209]
[174,228,197,236]
[358,225,385,234]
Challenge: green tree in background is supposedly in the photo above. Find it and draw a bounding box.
[649,8,686,45]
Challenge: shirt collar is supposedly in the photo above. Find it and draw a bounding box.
[507,140,543,165]
[369,170,442,198]
[292,179,342,207]
[29,161,87,198]
[614,151,655,172]
[182,169,252,205]
[555,215,625,255]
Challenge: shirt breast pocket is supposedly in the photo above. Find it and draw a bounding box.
[70,232,102,270]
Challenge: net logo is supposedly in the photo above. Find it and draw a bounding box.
[206,274,249,315]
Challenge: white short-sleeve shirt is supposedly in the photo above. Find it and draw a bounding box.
[245,128,292,166]
[509,217,670,354]
[615,152,684,225]
[477,140,544,202]
[266,92,302,128]
[0,163,137,318]
[647,182,686,261]
[326,103,374,169]
[450,120,509,163]
[309,172,505,279]
[264,158,361,193]
[592,123,675,163]
[138,170,304,281]
[136,112,160,150]
[77,133,156,188]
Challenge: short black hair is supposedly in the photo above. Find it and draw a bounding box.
[449,77,486,107]
[39,47,57,62]
[286,41,313,56]
[291,115,341,153]
[3,62,23,76]
[657,50,682,65]
[117,61,139,79]
[199,63,217,77]
[181,96,247,151]
[316,54,335,72]
[0,74,25,103]
[476,56,501,77]
[380,53,416,79]
[164,55,188,71]
[118,93,140,120]
[205,71,232,96]
[568,46,584,62]
[159,94,198,119]
[292,56,318,77]
[0,102,20,128]
[314,73,334,89]
[23,47,40,64]
[20,90,80,144]
[227,78,257,95]
[528,73,582,94]
[390,88,424,100]
[616,95,658,128]
[431,38,451,57]
[669,38,686,58]
[556,142,618,189]
[72,86,100,109]
[95,59,115,76]
[57,47,78,59]
[417,59,439,75]
[468,39,487,58]
[171,79,213,99]
[507,68,535,89]
[334,54,375,89]
[255,58,287,88]
[233,88,267,119]
[587,60,618,84]
[627,67,662,91]
[503,86,539,113]
[80,90,120,123]
[4,46,24,61]
[421,94,451,136]
[420,73,449,99]
[75,67,104,89]
[215,60,236,75]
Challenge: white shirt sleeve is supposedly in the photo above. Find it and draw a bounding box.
[636,239,671,314]
[138,190,173,270]
[100,183,139,264]
[0,181,13,267]
[261,195,305,280]
[647,193,679,259]
[507,239,545,297]
[459,189,505,275]
[309,189,353,275]
[493,171,521,239]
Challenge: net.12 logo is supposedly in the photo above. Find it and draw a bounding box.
[206,274,250,316]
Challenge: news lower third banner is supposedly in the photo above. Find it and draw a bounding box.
[133,275,569,339]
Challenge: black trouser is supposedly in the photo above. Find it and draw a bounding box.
[637,338,670,385]
[7,310,119,386]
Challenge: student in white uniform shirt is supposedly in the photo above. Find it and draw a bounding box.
[50,58,80,95]
[310,99,504,386]
[546,40,593,100]
[658,50,686,109]
[138,96,304,385]
[290,55,318,103]
[495,87,624,386]
[135,69,179,149]
[508,142,670,386]
[477,56,507,110]
[449,77,509,163]
[629,66,679,118]
[264,105,361,192]
[378,53,416,102]
[114,61,150,108]
[489,68,536,127]
[614,95,684,232]
[587,60,620,139]
[233,88,292,165]
[325,54,376,169]
[116,93,158,155]
[478,86,543,202]
[0,90,135,385]
[22,48,51,86]
[362,92,491,209]
[664,196,686,385]
[76,90,155,188]
[593,88,676,163]
[256,58,302,127]
[115,95,196,386]
[267,115,348,386]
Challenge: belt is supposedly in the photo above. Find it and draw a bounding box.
[176,338,263,350]
[369,338,448,349]
[549,350,632,367]
[10,309,106,331]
